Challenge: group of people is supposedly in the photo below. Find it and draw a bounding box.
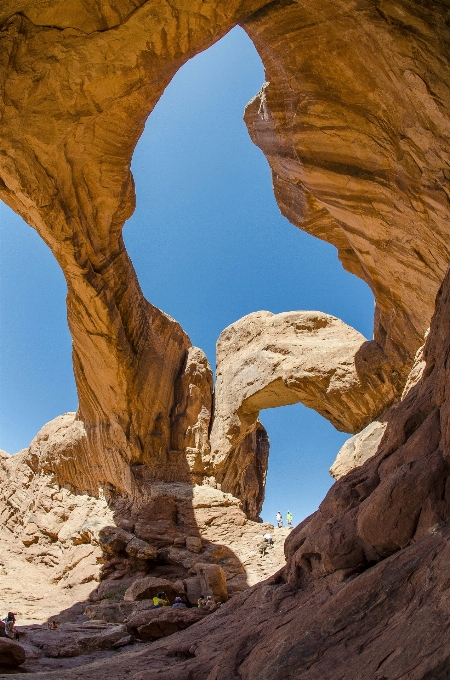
[0,612,19,641]
[276,510,293,528]
[151,592,215,609]
[257,512,294,557]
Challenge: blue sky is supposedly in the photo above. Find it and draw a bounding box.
[0,27,374,525]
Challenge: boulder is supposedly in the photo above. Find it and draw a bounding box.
[183,576,203,606]
[330,419,388,480]
[123,577,183,603]
[0,638,26,667]
[194,563,228,602]
[28,623,128,658]
[125,537,157,560]
[185,536,202,554]
[126,607,208,642]
[85,601,136,624]
[98,527,134,555]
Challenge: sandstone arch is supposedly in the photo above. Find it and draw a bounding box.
[210,310,399,469]
[1,0,450,676]
[1,0,448,502]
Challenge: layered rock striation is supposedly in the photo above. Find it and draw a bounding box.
[243,0,450,381]
[0,0,450,676]
[14,241,449,680]
[211,310,399,466]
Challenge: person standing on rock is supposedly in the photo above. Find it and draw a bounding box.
[276,511,283,528]
[286,511,293,529]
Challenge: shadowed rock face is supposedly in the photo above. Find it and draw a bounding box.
[0,0,450,676]
[12,245,449,680]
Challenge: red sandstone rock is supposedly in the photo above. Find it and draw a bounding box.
[123,577,184,603]
[0,0,449,677]
[0,639,26,667]
[126,606,208,642]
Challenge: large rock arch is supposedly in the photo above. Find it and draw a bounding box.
[1,0,448,499]
[0,1,449,674]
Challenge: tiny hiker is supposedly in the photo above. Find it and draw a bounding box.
[276,511,283,528]
[286,510,293,529]
[263,533,273,547]
[172,597,186,608]
[258,539,268,557]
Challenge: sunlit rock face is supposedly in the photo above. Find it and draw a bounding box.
[243,0,450,382]
[0,0,272,503]
[37,231,450,680]
[211,310,399,468]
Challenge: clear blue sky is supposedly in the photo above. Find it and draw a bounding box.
[0,27,373,525]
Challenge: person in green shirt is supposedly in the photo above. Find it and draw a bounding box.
[286,511,293,529]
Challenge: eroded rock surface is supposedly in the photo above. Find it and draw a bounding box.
[330,417,389,480]
[0,639,26,668]
[243,0,450,381]
[211,310,398,465]
[13,255,449,680]
[0,0,450,677]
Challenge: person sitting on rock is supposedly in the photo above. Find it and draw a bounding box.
[49,621,58,630]
[3,612,16,639]
[197,595,206,608]
[152,592,169,608]
[172,597,186,608]
[204,595,220,612]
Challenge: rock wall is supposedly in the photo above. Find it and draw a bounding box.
[16,242,449,680]
[0,0,272,507]
[243,0,450,379]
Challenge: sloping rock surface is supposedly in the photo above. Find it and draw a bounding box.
[9,262,449,680]
[0,0,450,677]
[243,0,450,377]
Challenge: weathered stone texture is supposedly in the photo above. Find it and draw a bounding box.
[211,310,399,469]
[243,0,450,381]
[0,0,450,676]
[0,0,271,503]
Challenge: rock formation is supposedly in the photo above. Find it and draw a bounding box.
[8,241,447,680]
[330,417,389,480]
[0,0,271,507]
[243,0,450,381]
[211,310,399,465]
[0,0,450,676]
